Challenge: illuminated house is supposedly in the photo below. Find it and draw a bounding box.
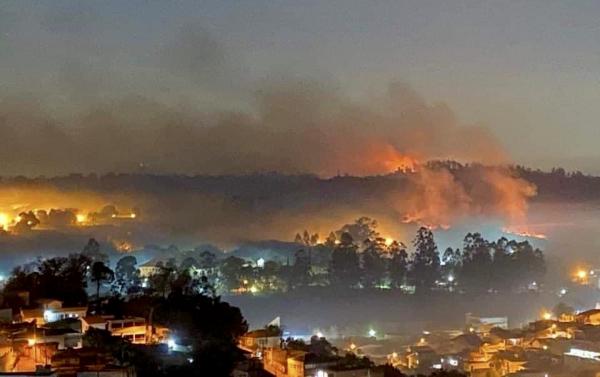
[564,345,600,370]
[17,299,87,325]
[262,348,379,377]
[576,309,600,325]
[82,315,169,344]
[52,347,135,376]
[82,315,147,343]
[13,327,83,350]
[138,258,165,278]
[492,350,527,376]
[239,327,282,356]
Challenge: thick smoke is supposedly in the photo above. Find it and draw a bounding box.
[0,82,508,177]
[0,8,536,238]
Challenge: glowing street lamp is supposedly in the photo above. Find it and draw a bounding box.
[368,329,376,337]
[542,311,552,321]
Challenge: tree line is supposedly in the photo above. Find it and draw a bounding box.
[213,218,546,295]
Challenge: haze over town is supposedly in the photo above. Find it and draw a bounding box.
[1,1,600,377]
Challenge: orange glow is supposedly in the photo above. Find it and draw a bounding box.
[76,214,86,223]
[502,227,547,240]
[381,151,419,173]
[0,213,9,230]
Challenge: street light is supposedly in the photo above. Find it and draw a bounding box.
[368,329,376,337]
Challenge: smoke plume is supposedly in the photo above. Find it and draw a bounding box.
[0,10,537,238]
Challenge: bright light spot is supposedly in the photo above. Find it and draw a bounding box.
[447,358,458,366]
[577,270,588,279]
[447,275,454,283]
[368,329,376,337]
[130,213,136,219]
[469,327,475,333]
[543,345,548,350]
[316,371,328,377]
[0,213,9,229]
[187,358,194,364]
[76,214,86,223]
[111,214,117,218]
[243,279,248,285]
[391,352,398,358]
[257,258,265,268]
[542,311,552,320]
[349,343,356,350]
[167,338,176,349]
[27,338,35,346]
[250,286,259,294]
[560,288,567,296]
[0,275,5,282]
[385,238,393,246]
[316,331,323,338]
[44,310,53,321]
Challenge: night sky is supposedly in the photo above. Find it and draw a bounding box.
[2,1,600,173]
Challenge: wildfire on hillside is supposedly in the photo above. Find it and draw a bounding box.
[502,227,548,240]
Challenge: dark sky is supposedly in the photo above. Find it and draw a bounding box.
[2,1,600,174]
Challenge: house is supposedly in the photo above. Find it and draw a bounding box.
[107,317,150,344]
[239,327,282,355]
[263,348,363,377]
[83,316,147,344]
[577,309,600,325]
[493,350,527,375]
[81,315,113,332]
[489,328,525,348]
[138,258,166,278]
[18,300,87,325]
[81,315,168,345]
[13,326,82,350]
[405,345,438,370]
[233,358,273,377]
[52,347,135,376]
[564,345,600,373]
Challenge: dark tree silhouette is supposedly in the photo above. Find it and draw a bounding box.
[410,227,440,291]
[329,232,360,288]
[388,241,409,288]
[91,261,114,299]
[115,255,139,293]
[362,238,387,288]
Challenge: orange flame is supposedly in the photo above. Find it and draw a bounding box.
[502,227,547,240]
